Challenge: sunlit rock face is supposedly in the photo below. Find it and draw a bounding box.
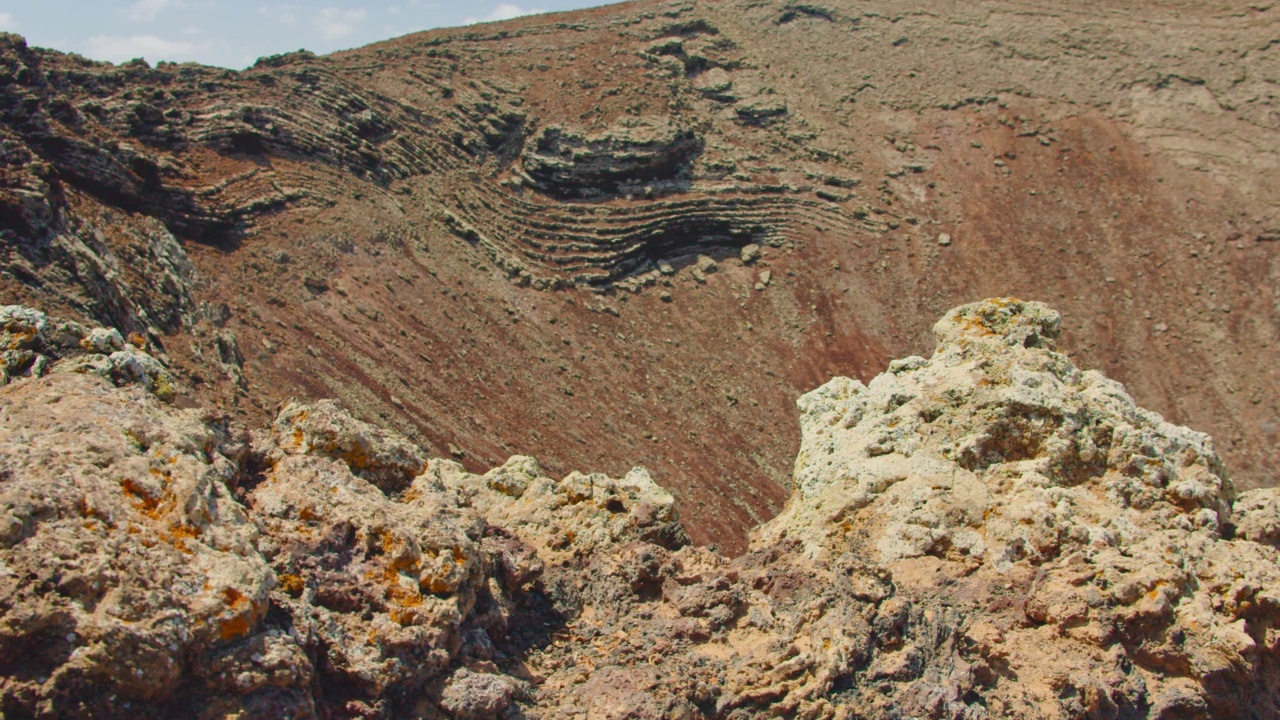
[4,299,1279,718]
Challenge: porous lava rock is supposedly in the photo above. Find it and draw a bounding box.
[750,298,1280,718]
[2,299,1279,719]
[1,304,176,401]
[0,371,267,717]
[4,1,1280,556]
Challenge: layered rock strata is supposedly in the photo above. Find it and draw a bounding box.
[1,299,1278,718]
[0,29,870,291]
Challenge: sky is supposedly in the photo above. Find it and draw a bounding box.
[0,0,621,70]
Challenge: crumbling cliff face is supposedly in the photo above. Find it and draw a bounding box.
[2,299,1277,719]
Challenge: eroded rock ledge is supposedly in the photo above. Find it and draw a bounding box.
[1,299,1278,719]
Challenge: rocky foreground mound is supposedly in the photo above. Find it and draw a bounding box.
[4,0,1280,553]
[2,298,1278,719]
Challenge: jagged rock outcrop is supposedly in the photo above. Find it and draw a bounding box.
[474,299,1280,719]
[4,0,1280,555]
[1,304,175,399]
[519,119,703,200]
[2,299,1278,718]
[750,299,1280,718]
[0,373,263,717]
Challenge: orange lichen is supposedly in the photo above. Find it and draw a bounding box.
[332,444,371,470]
[423,576,454,595]
[378,529,398,554]
[214,591,260,640]
[5,327,36,350]
[386,582,424,608]
[77,497,102,519]
[389,608,423,626]
[120,478,163,517]
[219,615,252,640]
[278,573,305,596]
[161,523,201,554]
[223,587,247,607]
[170,524,200,540]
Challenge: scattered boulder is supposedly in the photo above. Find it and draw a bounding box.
[262,399,427,493]
[693,67,734,100]
[436,668,521,719]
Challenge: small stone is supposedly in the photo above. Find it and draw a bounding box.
[439,670,519,719]
[740,244,762,264]
[691,268,707,284]
[759,269,772,286]
[697,255,718,274]
[657,260,675,276]
[937,233,952,247]
[81,327,125,354]
[659,290,673,302]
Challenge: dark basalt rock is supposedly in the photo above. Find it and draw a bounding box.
[519,119,703,200]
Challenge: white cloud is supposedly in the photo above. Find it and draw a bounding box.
[0,12,18,31]
[85,34,211,63]
[313,7,367,40]
[126,0,180,23]
[259,4,302,26]
[464,3,546,24]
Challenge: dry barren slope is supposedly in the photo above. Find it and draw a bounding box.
[1,0,1278,551]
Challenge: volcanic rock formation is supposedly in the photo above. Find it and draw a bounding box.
[1,0,1279,552]
[2,299,1278,719]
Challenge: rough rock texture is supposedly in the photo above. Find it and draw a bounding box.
[1,304,176,400]
[2,1,1279,555]
[3,299,1278,718]
[749,298,1280,718]
[519,119,704,200]
[0,372,266,717]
